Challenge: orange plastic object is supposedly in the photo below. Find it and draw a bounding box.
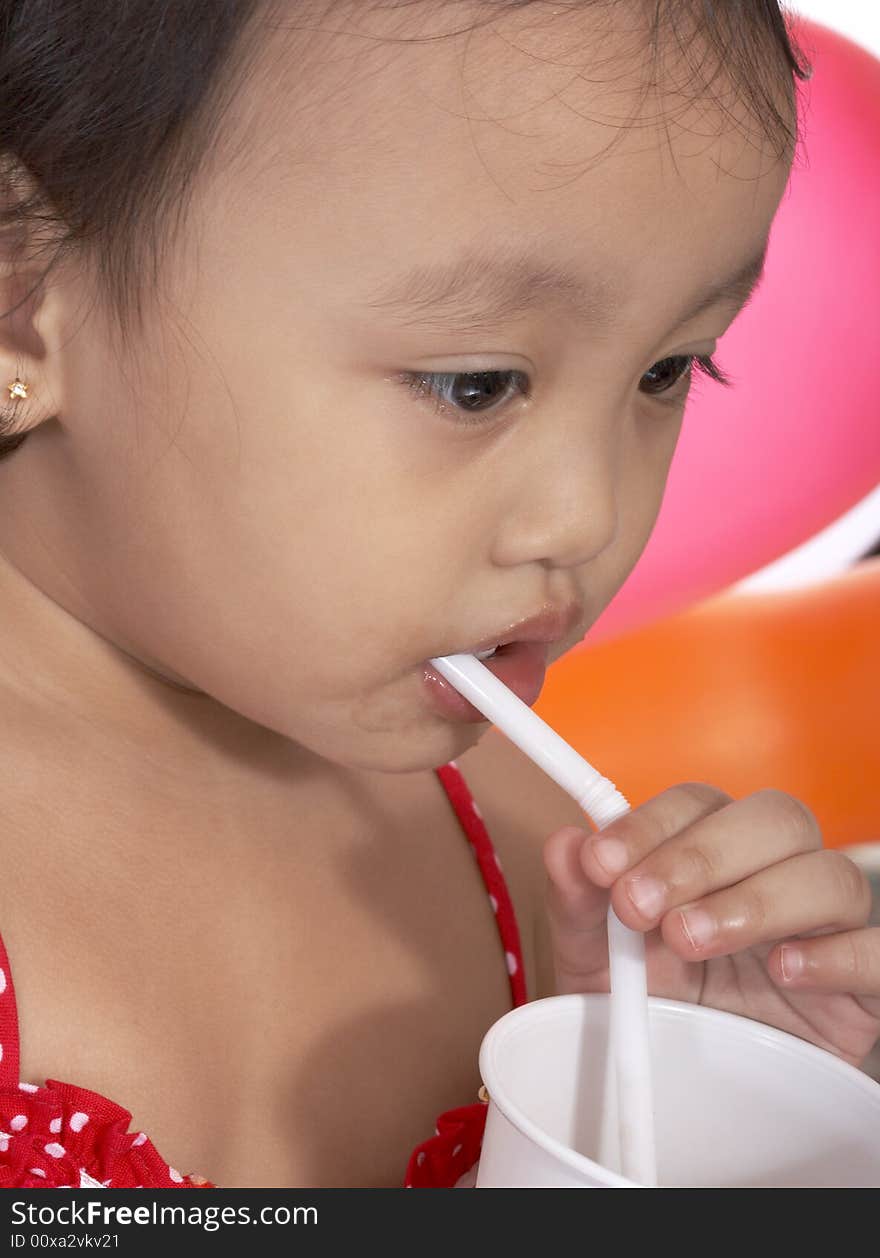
[532,558,880,848]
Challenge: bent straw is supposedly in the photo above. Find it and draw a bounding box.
[429,653,657,1187]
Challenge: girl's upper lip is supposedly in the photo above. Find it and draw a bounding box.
[457,602,585,657]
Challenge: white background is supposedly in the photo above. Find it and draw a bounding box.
[788,0,880,58]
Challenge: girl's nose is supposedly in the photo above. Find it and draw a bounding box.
[493,415,620,570]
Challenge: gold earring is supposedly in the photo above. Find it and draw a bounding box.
[6,376,28,402]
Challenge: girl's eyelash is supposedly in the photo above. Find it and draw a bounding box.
[397,368,530,424]
[398,354,732,426]
[645,353,733,409]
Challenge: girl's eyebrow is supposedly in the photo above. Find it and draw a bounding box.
[362,242,768,336]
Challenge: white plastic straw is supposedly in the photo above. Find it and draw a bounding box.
[429,652,657,1187]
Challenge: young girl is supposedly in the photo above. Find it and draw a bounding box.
[0,1,877,1189]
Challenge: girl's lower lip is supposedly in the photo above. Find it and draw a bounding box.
[421,641,548,722]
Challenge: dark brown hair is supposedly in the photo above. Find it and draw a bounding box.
[0,0,811,460]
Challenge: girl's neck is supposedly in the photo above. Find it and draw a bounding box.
[0,539,375,812]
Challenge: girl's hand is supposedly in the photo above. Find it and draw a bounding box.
[543,783,880,1067]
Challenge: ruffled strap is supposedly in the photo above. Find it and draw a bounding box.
[405,763,531,1188]
[0,932,21,1089]
[434,762,528,1008]
[0,1078,214,1188]
[404,1099,489,1188]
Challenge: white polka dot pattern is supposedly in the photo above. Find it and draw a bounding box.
[505,950,518,976]
[69,1112,89,1132]
[44,1143,66,1159]
[10,1115,27,1131]
[49,1117,62,1134]
[79,1169,109,1189]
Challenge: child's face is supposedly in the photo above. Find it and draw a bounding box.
[25,5,795,773]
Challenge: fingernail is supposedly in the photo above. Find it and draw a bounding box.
[591,837,629,874]
[780,946,804,982]
[626,876,665,919]
[680,908,716,950]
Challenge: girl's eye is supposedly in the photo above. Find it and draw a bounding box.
[397,369,530,424]
[639,353,732,406]
[398,353,731,426]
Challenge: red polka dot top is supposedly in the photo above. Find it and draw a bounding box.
[0,761,526,1189]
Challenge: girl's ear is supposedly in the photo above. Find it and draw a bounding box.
[0,161,69,440]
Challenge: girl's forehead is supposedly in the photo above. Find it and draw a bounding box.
[238,1,789,218]
[250,1,792,160]
[173,4,791,362]
[222,6,791,294]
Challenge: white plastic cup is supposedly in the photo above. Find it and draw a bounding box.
[475,994,880,1187]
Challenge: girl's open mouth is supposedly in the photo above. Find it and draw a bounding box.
[422,641,548,722]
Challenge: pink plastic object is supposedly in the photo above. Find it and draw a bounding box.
[588,20,880,646]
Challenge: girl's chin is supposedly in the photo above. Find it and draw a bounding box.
[262,668,490,774]
[319,712,487,776]
[362,726,487,775]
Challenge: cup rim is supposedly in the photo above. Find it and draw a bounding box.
[478,993,880,1187]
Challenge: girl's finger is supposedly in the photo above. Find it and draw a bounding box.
[659,848,872,960]
[543,826,611,993]
[769,927,880,1005]
[585,787,822,931]
[580,782,733,897]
